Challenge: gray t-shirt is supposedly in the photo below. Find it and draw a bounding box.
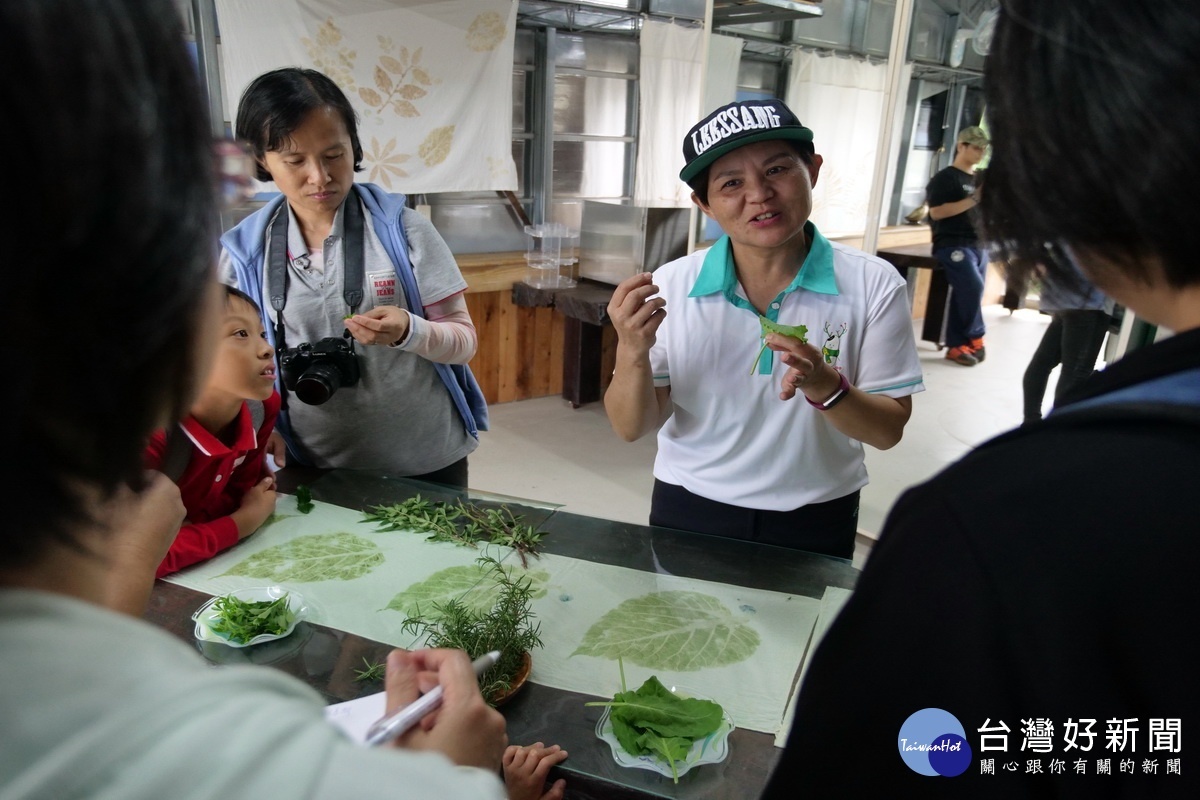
[258,200,476,474]
[0,590,505,799]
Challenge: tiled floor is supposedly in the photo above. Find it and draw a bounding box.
[470,305,1062,569]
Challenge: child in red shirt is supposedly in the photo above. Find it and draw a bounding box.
[145,285,281,577]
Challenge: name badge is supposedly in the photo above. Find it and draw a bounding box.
[368,270,399,306]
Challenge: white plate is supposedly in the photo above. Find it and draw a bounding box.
[192,586,307,648]
[594,688,734,781]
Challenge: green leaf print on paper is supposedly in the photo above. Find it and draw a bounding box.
[221,532,384,583]
[571,591,760,671]
[386,564,548,618]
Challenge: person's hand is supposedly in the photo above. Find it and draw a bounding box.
[233,476,277,540]
[766,334,841,403]
[384,648,507,772]
[103,470,186,614]
[266,429,287,470]
[108,471,186,571]
[607,272,666,356]
[345,306,411,347]
[503,742,568,800]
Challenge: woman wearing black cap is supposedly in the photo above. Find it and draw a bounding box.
[604,97,924,561]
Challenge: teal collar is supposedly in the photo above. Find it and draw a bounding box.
[688,221,839,301]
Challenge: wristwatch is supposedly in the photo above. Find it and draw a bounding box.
[806,370,851,411]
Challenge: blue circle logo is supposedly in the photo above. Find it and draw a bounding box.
[898,708,972,777]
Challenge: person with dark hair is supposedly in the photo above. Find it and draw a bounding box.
[926,125,991,366]
[763,1,1200,796]
[220,67,487,488]
[605,98,924,560]
[145,285,282,577]
[0,2,510,796]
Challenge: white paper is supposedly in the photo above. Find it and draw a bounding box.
[325,691,386,745]
[773,585,854,747]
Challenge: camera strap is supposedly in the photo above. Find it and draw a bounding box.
[266,190,366,409]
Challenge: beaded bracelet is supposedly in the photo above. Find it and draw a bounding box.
[806,370,851,411]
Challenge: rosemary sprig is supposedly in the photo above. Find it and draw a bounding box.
[354,657,386,683]
[400,555,543,704]
[361,495,545,564]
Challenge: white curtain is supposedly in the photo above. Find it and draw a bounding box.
[633,19,704,207]
[215,0,518,194]
[786,51,887,237]
[701,33,744,118]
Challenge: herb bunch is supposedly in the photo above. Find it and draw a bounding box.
[209,593,296,644]
[400,555,543,704]
[585,660,725,784]
[362,495,545,566]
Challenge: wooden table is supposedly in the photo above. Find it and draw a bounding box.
[147,467,859,800]
[875,243,951,348]
[512,279,616,408]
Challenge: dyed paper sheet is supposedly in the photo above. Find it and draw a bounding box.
[214,0,519,193]
[165,494,828,736]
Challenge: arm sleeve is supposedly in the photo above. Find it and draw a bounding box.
[393,292,478,364]
[853,268,926,396]
[156,519,241,578]
[403,207,469,306]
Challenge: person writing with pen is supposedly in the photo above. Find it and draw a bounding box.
[0,1,562,798]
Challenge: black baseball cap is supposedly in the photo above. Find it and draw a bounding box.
[680,98,814,183]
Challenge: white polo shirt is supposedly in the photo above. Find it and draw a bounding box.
[649,222,924,511]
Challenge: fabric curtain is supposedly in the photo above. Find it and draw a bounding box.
[786,51,887,238]
[701,33,744,118]
[215,0,518,194]
[633,19,705,207]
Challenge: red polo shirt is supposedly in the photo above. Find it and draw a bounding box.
[144,391,281,577]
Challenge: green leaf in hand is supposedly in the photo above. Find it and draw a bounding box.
[750,315,809,375]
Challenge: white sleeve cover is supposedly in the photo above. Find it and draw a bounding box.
[393,292,478,364]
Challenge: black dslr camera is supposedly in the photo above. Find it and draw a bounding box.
[279,336,361,405]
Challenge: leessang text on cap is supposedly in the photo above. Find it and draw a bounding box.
[691,104,783,156]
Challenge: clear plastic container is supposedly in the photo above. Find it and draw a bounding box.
[524,223,578,289]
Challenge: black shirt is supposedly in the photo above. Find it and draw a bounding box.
[762,327,1200,799]
[926,165,981,249]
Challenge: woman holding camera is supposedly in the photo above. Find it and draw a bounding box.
[220,68,486,487]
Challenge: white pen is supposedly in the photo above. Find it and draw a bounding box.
[364,650,502,748]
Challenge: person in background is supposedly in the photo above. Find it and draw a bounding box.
[1022,261,1113,424]
[0,1,509,796]
[763,1,1200,796]
[605,98,924,561]
[926,125,991,366]
[145,285,281,577]
[221,67,487,488]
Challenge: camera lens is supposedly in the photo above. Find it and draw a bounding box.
[294,362,344,405]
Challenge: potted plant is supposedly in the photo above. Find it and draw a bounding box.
[400,554,543,705]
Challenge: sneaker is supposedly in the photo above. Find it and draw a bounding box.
[969,338,986,362]
[945,346,979,366]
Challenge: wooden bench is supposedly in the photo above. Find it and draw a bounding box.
[512,279,616,408]
[875,243,951,349]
